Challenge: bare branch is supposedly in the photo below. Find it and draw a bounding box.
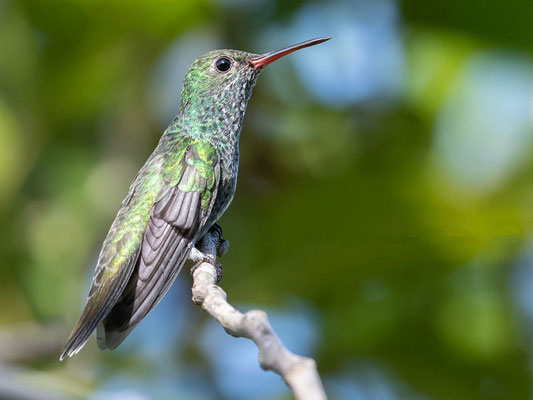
[191,228,327,400]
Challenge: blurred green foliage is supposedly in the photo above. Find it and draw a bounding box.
[1,0,533,399]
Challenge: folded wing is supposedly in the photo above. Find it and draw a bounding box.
[98,140,219,350]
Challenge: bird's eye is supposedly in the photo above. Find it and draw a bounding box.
[215,57,231,73]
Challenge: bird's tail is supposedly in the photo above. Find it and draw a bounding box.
[59,306,99,361]
[60,248,141,361]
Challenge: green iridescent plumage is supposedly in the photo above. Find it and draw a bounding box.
[61,38,329,360]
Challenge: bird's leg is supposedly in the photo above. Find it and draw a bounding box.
[190,223,229,283]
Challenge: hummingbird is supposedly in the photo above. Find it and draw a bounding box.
[60,37,330,360]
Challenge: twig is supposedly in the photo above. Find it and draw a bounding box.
[191,228,327,400]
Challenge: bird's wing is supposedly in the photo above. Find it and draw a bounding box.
[60,138,220,360]
[60,150,169,360]
[97,138,220,350]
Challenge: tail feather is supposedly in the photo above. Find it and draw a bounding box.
[97,322,134,351]
[60,249,140,361]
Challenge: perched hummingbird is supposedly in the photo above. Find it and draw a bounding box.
[60,37,330,360]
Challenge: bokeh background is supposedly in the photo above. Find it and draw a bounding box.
[1,0,533,399]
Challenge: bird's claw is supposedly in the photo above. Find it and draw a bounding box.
[205,254,223,283]
[190,254,223,283]
[190,223,227,282]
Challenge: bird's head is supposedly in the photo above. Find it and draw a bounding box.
[176,38,330,142]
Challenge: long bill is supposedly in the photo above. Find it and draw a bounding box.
[250,37,331,70]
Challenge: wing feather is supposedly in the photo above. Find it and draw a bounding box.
[60,152,168,360]
[98,141,219,350]
[62,139,219,358]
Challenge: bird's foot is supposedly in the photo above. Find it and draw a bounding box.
[210,223,228,280]
[190,254,223,283]
[190,224,228,283]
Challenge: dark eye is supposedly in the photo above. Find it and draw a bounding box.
[215,57,231,72]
